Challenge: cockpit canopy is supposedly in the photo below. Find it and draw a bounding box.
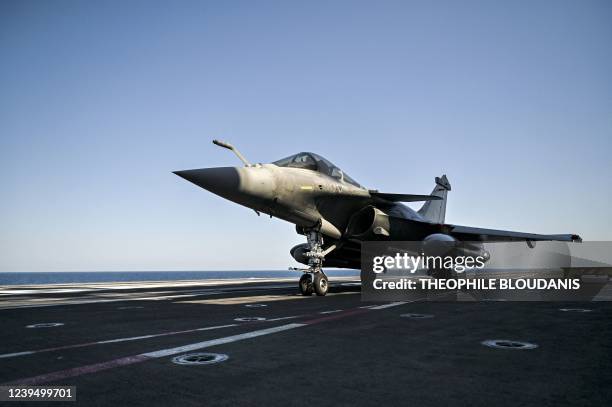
[272,152,362,188]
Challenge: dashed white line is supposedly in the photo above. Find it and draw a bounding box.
[319,310,343,314]
[266,315,304,321]
[0,351,34,358]
[369,302,408,310]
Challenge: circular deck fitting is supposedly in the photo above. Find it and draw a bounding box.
[400,313,434,319]
[26,322,64,329]
[481,340,538,350]
[172,353,228,366]
[559,308,592,313]
[244,304,268,308]
[234,317,267,322]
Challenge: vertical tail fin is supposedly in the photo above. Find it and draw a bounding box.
[418,175,451,224]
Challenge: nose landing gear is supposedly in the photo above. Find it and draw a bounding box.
[293,228,335,296]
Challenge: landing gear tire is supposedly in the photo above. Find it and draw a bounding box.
[299,274,313,296]
[313,273,329,296]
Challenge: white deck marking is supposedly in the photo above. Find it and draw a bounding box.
[0,351,34,358]
[369,302,408,310]
[319,309,343,314]
[142,323,305,358]
[266,315,304,321]
[96,324,238,344]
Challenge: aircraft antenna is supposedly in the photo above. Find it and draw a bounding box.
[212,139,251,166]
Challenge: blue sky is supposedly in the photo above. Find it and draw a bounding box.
[1,0,611,271]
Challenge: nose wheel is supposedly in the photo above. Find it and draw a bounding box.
[298,272,328,296]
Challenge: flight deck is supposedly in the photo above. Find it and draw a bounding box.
[1,278,611,406]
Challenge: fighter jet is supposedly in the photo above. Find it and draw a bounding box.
[174,140,581,296]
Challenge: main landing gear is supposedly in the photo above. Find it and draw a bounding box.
[293,228,335,297]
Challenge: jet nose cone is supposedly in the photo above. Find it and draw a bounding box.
[173,167,240,197]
